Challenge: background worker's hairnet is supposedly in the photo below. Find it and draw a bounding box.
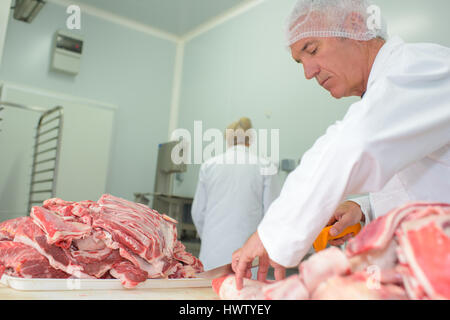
[285,0,388,47]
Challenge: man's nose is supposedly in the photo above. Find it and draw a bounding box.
[303,62,319,80]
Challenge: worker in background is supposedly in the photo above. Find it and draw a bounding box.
[232,0,450,289]
[191,117,281,271]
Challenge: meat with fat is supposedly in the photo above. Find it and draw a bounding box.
[30,206,92,249]
[396,214,450,299]
[212,202,450,300]
[212,275,268,300]
[311,272,408,300]
[0,241,69,279]
[0,194,204,288]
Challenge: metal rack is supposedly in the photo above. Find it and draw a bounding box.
[0,101,64,213]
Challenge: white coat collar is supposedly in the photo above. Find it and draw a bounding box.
[366,35,404,90]
[227,144,249,152]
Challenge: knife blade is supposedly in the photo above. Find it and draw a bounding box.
[194,257,259,279]
[194,263,233,279]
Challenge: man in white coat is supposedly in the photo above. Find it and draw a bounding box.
[232,0,450,289]
[191,117,281,271]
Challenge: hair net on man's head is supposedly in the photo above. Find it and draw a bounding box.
[285,0,388,47]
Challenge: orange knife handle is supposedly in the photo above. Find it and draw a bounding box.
[313,226,332,252]
[328,223,361,241]
[313,223,362,252]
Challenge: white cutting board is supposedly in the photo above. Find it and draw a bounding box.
[0,275,211,291]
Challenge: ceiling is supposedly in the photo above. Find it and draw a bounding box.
[73,0,248,37]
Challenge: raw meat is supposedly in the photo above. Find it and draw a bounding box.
[173,241,204,276]
[213,202,449,300]
[311,273,408,300]
[0,241,69,279]
[346,203,449,255]
[30,206,92,249]
[13,217,94,279]
[212,275,268,300]
[109,260,149,288]
[396,214,450,299]
[91,194,203,281]
[298,247,350,292]
[0,194,204,288]
[213,274,310,300]
[94,194,178,262]
[0,217,29,241]
[262,275,309,300]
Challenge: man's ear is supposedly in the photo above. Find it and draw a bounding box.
[342,11,367,35]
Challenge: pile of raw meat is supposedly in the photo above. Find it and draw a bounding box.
[0,194,203,288]
[213,202,450,300]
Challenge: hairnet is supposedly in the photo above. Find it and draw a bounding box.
[285,0,388,47]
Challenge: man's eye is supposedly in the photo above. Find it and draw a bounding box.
[310,48,317,55]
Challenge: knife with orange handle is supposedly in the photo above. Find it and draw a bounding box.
[313,223,362,252]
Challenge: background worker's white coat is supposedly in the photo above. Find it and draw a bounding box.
[192,145,281,270]
[258,35,450,267]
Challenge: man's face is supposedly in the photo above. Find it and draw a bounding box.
[290,37,366,98]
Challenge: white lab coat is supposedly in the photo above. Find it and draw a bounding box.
[258,35,450,267]
[191,145,281,270]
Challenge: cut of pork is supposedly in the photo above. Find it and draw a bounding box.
[13,218,93,279]
[0,194,204,288]
[92,196,178,264]
[310,272,408,300]
[69,247,123,278]
[346,203,449,256]
[173,240,203,274]
[13,218,131,279]
[299,247,351,292]
[117,246,169,278]
[262,275,309,300]
[0,241,69,279]
[0,217,29,241]
[212,275,268,300]
[396,214,450,299]
[212,202,449,300]
[109,260,149,289]
[92,194,203,278]
[30,206,92,249]
[212,274,310,300]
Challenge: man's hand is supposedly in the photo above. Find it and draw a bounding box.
[327,201,364,246]
[231,232,286,290]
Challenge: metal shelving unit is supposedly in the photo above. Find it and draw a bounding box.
[0,101,64,213]
[28,106,64,212]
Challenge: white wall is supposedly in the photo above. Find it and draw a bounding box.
[0,83,116,218]
[0,2,177,209]
[0,0,11,66]
[173,0,450,198]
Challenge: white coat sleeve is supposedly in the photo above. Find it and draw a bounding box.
[257,48,450,267]
[191,165,207,238]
